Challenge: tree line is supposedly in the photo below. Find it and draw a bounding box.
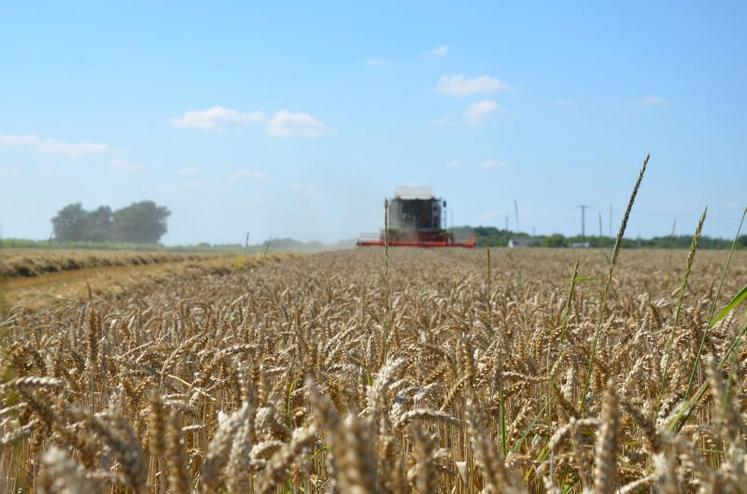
[51,201,170,243]
[453,226,747,249]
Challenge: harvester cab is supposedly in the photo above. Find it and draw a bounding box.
[357,186,476,248]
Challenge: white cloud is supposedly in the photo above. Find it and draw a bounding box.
[0,133,110,157]
[172,106,329,138]
[436,75,510,96]
[642,95,666,106]
[465,100,499,126]
[425,45,448,57]
[111,159,144,174]
[365,58,390,66]
[447,159,464,168]
[266,110,330,138]
[480,159,508,169]
[170,106,266,130]
[230,169,266,181]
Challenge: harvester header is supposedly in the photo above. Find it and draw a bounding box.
[357,187,476,248]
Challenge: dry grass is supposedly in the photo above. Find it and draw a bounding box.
[0,247,746,493]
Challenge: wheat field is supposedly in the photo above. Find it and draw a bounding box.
[1,247,746,493]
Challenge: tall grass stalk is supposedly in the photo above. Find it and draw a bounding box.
[668,318,747,434]
[558,261,580,344]
[580,154,649,410]
[484,247,505,453]
[384,199,390,317]
[526,261,582,466]
[243,232,250,270]
[685,206,747,397]
[511,398,551,454]
[658,207,707,403]
[0,248,6,322]
[486,247,492,298]
[262,236,273,258]
[498,365,507,455]
[0,239,7,353]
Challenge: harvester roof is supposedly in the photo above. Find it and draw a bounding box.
[394,186,435,200]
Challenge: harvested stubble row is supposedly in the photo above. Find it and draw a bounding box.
[1,247,746,493]
[0,249,223,278]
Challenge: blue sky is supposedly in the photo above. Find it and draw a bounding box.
[1,1,745,244]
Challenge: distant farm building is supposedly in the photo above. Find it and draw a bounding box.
[508,237,540,248]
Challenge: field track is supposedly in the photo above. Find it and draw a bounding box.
[1,252,291,309]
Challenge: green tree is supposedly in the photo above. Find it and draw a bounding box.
[84,206,113,242]
[112,201,170,243]
[51,203,88,241]
[543,233,566,248]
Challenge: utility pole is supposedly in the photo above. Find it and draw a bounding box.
[598,211,603,237]
[577,205,589,239]
[671,217,677,237]
[513,198,520,232]
[502,216,509,232]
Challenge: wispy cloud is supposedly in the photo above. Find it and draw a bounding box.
[431,117,455,127]
[290,182,321,196]
[39,168,61,180]
[0,165,20,175]
[171,107,329,138]
[170,106,266,130]
[0,134,110,157]
[179,167,201,176]
[230,169,267,181]
[465,100,499,126]
[425,45,448,57]
[111,159,144,174]
[447,159,464,168]
[480,159,508,169]
[436,75,510,96]
[641,95,667,106]
[151,179,216,194]
[266,110,330,138]
[365,58,390,66]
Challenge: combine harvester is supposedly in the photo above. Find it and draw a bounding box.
[357,186,476,248]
